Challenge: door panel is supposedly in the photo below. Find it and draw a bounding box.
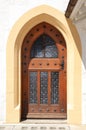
[21,22,67,119]
[28,59,61,70]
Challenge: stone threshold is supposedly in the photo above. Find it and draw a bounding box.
[21,119,67,124]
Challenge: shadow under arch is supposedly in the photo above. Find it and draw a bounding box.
[6,5,82,124]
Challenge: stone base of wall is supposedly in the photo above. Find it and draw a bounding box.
[0,124,86,130]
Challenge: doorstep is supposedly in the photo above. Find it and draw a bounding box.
[21,119,67,124]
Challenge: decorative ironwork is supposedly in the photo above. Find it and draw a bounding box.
[40,72,48,104]
[51,72,59,104]
[31,34,58,58]
[29,72,37,103]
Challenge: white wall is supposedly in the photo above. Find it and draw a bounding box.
[0,0,69,122]
[74,19,86,124]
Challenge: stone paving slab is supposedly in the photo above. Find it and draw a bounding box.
[0,124,69,130]
[0,124,86,130]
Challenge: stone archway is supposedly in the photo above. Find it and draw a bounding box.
[6,5,82,124]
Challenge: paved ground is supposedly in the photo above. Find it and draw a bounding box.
[0,120,86,130]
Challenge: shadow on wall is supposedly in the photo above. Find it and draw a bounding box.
[66,18,82,63]
[78,25,86,70]
[72,20,86,72]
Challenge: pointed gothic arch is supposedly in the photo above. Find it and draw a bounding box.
[6,5,81,124]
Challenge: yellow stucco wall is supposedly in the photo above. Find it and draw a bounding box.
[6,5,82,124]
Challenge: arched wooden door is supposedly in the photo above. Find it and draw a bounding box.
[21,22,67,119]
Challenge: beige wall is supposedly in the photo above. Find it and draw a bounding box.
[6,5,82,124]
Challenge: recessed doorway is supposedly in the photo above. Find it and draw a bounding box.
[21,22,67,119]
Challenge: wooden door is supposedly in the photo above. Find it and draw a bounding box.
[21,22,67,119]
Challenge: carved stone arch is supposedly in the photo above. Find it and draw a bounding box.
[6,5,81,124]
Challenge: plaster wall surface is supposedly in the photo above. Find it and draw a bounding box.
[74,19,86,124]
[1,1,86,126]
[0,0,85,126]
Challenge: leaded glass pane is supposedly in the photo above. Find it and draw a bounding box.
[30,34,58,58]
[40,72,48,104]
[44,35,58,58]
[29,72,37,103]
[31,38,44,58]
[51,72,59,104]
